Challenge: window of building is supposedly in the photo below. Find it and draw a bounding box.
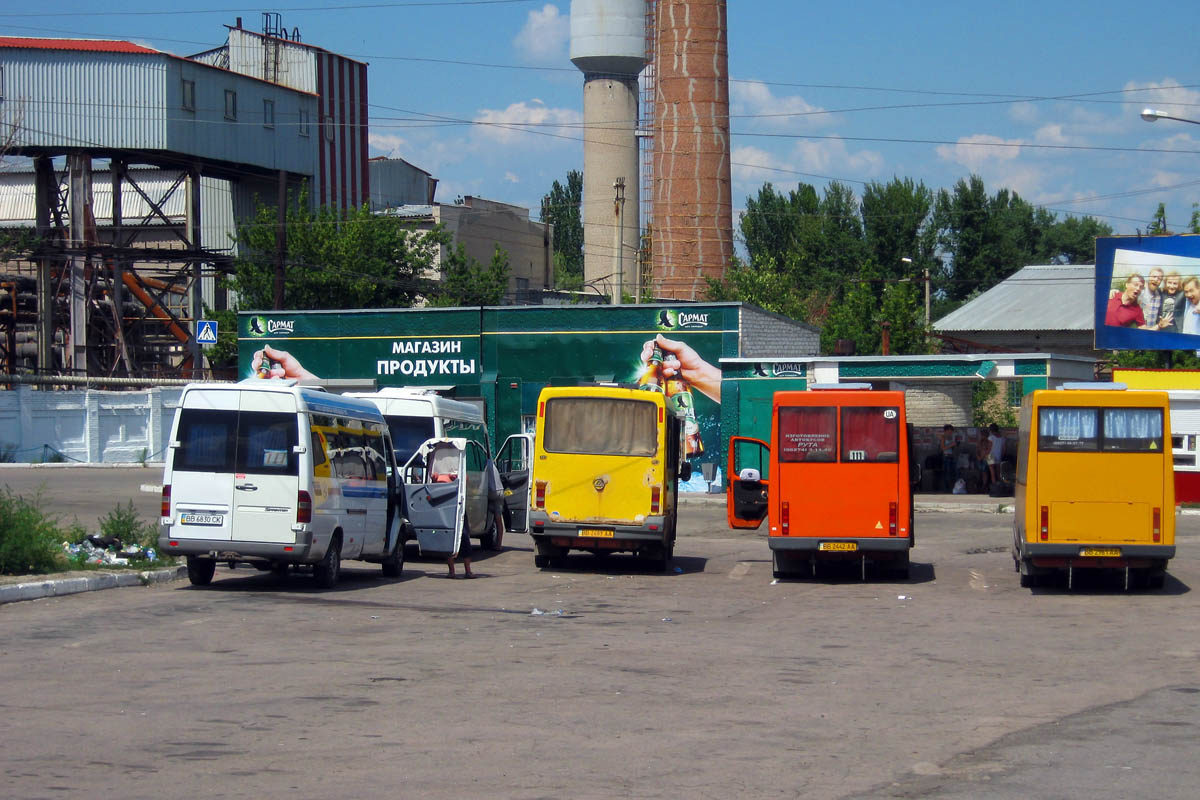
[263,99,275,129]
[299,108,310,137]
[181,79,195,112]
[322,115,335,142]
[224,89,237,121]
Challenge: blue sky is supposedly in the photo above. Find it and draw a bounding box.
[4,0,1198,245]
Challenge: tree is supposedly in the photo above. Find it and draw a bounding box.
[1147,202,1170,235]
[428,243,510,307]
[933,175,1040,302]
[229,189,446,310]
[1032,211,1112,265]
[540,170,583,289]
[860,177,935,281]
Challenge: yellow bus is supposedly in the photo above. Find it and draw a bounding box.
[1013,383,1174,590]
[527,384,690,570]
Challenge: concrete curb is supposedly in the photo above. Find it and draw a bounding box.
[0,565,187,605]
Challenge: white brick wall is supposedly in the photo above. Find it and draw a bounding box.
[900,382,973,427]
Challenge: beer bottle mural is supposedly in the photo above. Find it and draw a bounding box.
[638,345,665,392]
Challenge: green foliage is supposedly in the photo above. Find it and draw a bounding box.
[541,170,583,288]
[229,188,446,310]
[98,500,158,550]
[0,443,17,463]
[428,243,511,307]
[0,488,64,575]
[933,174,1113,301]
[972,381,1018,428]
[1147,202,1170,235]
[202,305,239,372]
[1112,350,1200,369]
[0,226,40,263]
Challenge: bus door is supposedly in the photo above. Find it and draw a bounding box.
[403,439,467,557]
[727,435,769,529]
[496,433,533,533]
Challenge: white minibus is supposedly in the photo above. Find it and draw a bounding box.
[159,379,405,588]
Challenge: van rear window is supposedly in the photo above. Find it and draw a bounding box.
[543,397,657,457]
[778,407,836,462]
[173,409,298,475]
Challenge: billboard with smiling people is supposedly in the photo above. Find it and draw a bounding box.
[1095,235,1200,350]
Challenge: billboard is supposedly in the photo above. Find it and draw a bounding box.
[1095,235,1200,350]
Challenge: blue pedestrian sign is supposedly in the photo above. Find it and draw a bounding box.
[196,320,219,345]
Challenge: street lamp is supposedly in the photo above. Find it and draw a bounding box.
[1140,108,1200,125]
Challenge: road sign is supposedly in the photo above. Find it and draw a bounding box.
[196,320,219,345]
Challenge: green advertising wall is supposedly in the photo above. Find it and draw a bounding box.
[239,304,743,479]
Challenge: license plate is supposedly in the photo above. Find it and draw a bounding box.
[579,529,615,538]
[181,513,224,526]
[819,541,857,552]
[1081,547,1121,557]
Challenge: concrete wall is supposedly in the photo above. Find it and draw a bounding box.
[0,387,181,464]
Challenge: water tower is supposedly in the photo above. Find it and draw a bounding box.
[570,0,647,302]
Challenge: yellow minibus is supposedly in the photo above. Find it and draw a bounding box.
[1013,383,1174,590]
[527,384,690,570]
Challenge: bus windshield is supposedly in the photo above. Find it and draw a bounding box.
[543,396,658,456]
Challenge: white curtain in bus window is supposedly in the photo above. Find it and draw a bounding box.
[1038,407,1098,451]
[841,407,900,462]
[543,397,657,456]
[778,407,836,462]
[1102,408,1164,452]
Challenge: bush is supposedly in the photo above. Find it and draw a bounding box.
[0,488,65,575]
[98,500,158,549]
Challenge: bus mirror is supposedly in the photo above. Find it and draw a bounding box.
[680,462,693,482]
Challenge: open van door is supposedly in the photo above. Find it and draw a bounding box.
[497,433,533,533]
[727,435,770,530]
[403,438,467,557]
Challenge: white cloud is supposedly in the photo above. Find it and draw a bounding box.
[936,134,1024,172]
[1033,124,1078,146]
[368,133,409,158]
[792,138,884,177]
[504,171,520,184]
[732,80,830,128]
[513,4,569,63]
[1008,102,1039,124]
[473,99,581,146]
[730,145,786,183]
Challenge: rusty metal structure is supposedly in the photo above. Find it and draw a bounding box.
[649,0,733,300]
[0,18,366,382]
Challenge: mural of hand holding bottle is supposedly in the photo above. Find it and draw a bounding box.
[638,334,722,458]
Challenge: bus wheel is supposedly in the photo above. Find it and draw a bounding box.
[187,556,216,586]
[270,562,289,578]
[892,551,911,580]
[772,551,786,580]
[1018,559,1039,588]
[1143,567,1167,591]
[314,538,341,589]
[534,554,550,569]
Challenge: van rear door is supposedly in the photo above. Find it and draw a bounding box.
[403,439,467,557]
[169,390,239,542]
[230,390,302,544]
[497,433,533,533]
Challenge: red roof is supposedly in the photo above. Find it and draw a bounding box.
[0,37,160,55]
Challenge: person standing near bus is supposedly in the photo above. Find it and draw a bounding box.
[937,424,958,492]
[486,458,506,550]
[987,423,1004,485]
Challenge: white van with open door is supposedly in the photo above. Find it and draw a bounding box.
[159,379,405,589]
[349,388,499,548]
[401,438,470,558]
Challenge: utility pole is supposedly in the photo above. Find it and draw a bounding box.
[924,264,931,330]
[612,177,625,305]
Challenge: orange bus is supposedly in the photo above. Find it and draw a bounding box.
[726,386,914,579]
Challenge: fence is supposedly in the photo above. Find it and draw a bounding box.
[0,386,182,464]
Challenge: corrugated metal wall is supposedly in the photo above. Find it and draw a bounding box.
[5,50,168,149]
